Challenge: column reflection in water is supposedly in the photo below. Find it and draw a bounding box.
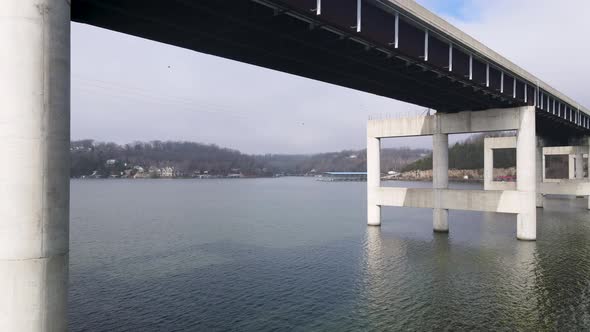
[360,227,408,330]
[479,212,539,330]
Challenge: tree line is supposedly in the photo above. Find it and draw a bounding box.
[70,140,428,178]
[402,133,517,171]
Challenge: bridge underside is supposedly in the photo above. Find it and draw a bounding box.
[71,0,586,141]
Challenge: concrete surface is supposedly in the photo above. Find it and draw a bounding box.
[367,136,381,226]
[516,106,536,241]
[0,0,70,331]
[367,106,537,240]
[432,125,449,233]
[368,107,521,138]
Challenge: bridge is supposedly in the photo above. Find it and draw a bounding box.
[1,0,588,330]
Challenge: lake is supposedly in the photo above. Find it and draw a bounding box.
[69,178,590,331]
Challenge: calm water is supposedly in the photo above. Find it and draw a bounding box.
[69,178,590,331]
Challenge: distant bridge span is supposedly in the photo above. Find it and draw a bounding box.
[71,0,588,139]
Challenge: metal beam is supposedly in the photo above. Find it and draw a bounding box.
[448,43,453,72]
[469,54,473,80]
[424,30,429,61]
[394,12,399,49]
[356,0,361,32]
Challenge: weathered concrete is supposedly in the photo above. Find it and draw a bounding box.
[432,124,449,232]
[367,136,381,226]
[516,107,536,241]
[0,0,70,331]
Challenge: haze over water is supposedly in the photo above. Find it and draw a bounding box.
[69,178,590,331]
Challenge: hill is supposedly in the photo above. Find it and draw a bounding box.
[402,133,516,172]
[70,140,428,178]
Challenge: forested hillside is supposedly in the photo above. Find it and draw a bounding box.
[70,140,428,178]
[402,133,516,171]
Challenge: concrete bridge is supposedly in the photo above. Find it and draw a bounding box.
[1,0,588,330]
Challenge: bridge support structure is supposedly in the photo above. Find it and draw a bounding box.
[485,138,590,210]
[0,1,70,331]
[367,106,537,240]
[543,144,590,209]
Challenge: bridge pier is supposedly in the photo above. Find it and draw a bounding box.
[538,143,590,209]
[433,130,449,233]
[536,138,545,208]
[587,138,590,210]
[0,1,70,331]
[367,106,536,240]
[367,136,381,226]
[516,106,537,241]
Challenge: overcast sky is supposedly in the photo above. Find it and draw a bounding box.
[71,0,589,154]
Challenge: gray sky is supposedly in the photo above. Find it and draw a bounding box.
[71,0,589,154]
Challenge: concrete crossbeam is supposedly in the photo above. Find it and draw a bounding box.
[367,107,521,138]
[374,187,528,214]
[543,146,587,156]
[540,182,590,196]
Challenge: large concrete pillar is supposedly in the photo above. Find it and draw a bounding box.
[536,138,544,208]
[587,138,590,210]
[0,1,70,331]
[576,153,584,180]
[569,155,576,179]
[516,107,536,241]
[367,136,381,226]
[483,139,493,191]
[433,132,449,233]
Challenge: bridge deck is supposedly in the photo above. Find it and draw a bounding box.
[71,0,588,140]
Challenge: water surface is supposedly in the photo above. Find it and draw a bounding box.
[69,178,590,331]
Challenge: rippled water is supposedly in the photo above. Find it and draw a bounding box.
[69,178,590,331]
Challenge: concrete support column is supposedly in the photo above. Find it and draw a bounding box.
[433,132,449,233]
[536,138,544,208]
[576,153,584,179]
[483,140,493,191]
[587,138,590,210]
[0,1,70,331]
[569,155,576,179]
[367,136,381,226]
[516,107,536,241]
